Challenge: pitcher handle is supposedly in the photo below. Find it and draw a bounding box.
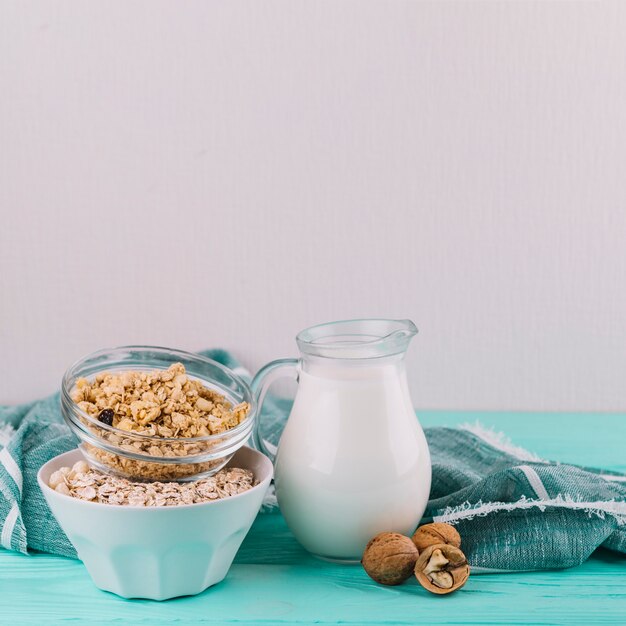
[250,358,299,462]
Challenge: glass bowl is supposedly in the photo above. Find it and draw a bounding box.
[61,346,256,482]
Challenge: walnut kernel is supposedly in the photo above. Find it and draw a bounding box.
[414,543,470,595]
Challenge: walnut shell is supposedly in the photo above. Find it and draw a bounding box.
[415,543,470,595]
[361,532,419,586]
[412,522,461,551]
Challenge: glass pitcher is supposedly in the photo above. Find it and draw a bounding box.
[252,319,431,562]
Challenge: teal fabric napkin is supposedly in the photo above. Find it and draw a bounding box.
[1,350,625,571]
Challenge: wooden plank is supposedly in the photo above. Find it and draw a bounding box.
[0,541,624,624]
[0,412,624,624]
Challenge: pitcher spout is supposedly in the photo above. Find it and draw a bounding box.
[384,319,418,342]
[296,318,418,360]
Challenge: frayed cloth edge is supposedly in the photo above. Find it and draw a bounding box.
[459,421,545,463]
[434,494,626,525]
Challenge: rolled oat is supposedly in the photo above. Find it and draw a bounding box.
[50,460,255,506]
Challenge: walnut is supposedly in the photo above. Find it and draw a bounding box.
[361,532,419,585]
[412,522,461,551]
[414,543,470,594]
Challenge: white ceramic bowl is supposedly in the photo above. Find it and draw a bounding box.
[38,446,272,600]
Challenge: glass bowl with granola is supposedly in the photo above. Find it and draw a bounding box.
[61,346,256,482]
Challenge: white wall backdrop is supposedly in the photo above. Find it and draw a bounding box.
[1,2,626,410]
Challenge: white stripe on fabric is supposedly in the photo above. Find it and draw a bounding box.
[231,366,251,379]
[263,440,278,456]
[0,474,15,505]
[600,474,626,482]
[434,496,626,525]
[0,447,22,494]
[0,423,15,447]
[0,503,19,550]
[517,465,550,500]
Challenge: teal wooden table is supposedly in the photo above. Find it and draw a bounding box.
[1,412,625,625]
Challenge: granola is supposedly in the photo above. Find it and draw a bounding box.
[83,445,224,481]
[70,363,251,480]
[72,362,249,438]
[49,460,256,506]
